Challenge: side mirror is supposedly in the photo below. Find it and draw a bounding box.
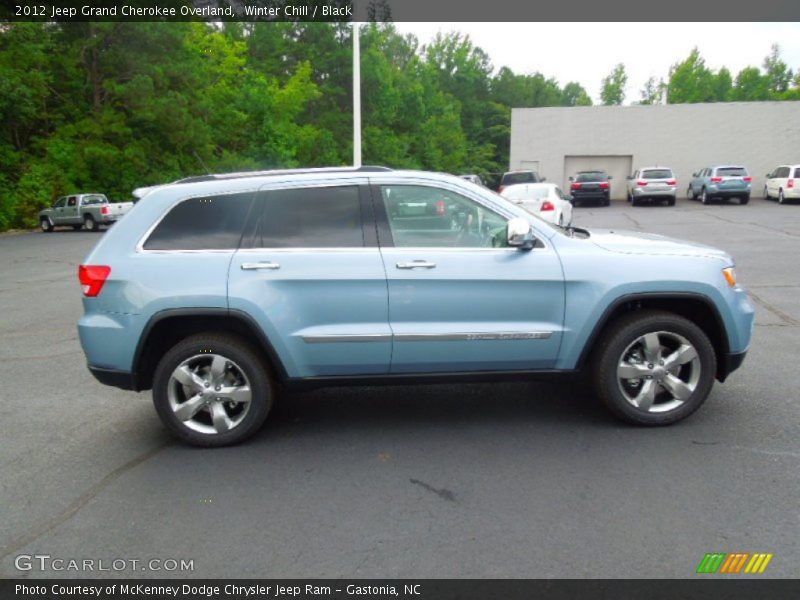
[568,176,574,182]
[565,194,574,202]
[626,175,633,180]
[541,177,547,182]
[507,217,536,250]
[607,175,613,180]
[766,173,771,178]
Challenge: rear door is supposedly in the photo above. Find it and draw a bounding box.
[374,180,564,374]
[228,180,391,379]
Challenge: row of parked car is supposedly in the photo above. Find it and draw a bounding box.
[461,163,798,224]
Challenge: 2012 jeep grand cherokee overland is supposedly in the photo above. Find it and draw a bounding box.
[78,167,754,446]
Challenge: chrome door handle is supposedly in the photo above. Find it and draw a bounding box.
[396,260,436,269]
[241,262,280,270]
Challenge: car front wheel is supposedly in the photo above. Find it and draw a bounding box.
[40,218,53,233]
[152,333,274,446]
[591,311,716,426]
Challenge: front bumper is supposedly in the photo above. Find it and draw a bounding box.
[88,365,138,390]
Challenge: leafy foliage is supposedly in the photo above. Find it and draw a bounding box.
[1,24,799,230]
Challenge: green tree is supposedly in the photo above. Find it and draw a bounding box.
[561,82,592,107]
[600,63,627,105]
[639,76,664,105]
[731,66,771,101]
[666,48,716,103]
[763,44,793,96]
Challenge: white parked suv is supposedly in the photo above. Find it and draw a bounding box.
[764,165,800,204]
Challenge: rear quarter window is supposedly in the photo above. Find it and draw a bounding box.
[143,193,254,251]
[794,168,800,178]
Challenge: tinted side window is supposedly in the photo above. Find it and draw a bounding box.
[794,168,800,178]
[144,193,254,251]
[67,197,77,207]
[780,167,791,178]
[256,186,363,248]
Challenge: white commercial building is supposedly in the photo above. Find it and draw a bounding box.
[510,101,800,201]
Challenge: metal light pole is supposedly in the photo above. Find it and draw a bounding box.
[352,22,362,168]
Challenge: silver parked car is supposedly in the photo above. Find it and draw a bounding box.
[39,194,133,232]
[626,167,677,207]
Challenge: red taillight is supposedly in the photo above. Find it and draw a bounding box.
[435,200,445,216]
[743,176,752,182]
[710,177,722,183]
[571,183,582,190]
[599,182,610,189]
[498,185,505,194]
[666,179,677,186]
[636,180,647,187]
[101,206,109,215]
[788,179,795,189]
[79,265,111,297]
[540,201,555,212]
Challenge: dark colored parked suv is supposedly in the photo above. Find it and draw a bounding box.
[569,171,611,206]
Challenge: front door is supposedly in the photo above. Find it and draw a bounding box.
[228,181,391,379]
[62,196,79,224]
[373,182,565,374]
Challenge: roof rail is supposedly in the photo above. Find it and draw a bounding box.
[174,165,392,185]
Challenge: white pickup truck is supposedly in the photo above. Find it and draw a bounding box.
[39,194,133,232]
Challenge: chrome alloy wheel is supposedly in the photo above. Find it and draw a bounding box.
[167,353,252,434]
[616,331,701,413]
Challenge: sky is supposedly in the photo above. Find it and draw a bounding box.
[393,23,800,104]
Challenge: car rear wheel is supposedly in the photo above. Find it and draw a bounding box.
[40,218,53,233]
[778,189,785,204]
[667,197,676,206]
[152,333,274,447]
[701,189,710,205]
[591,310,716,426]
[83,215,97,231]
[740,195,750,205]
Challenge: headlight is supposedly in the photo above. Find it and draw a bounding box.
[722,266,737,288]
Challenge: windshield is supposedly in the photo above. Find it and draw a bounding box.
[502,172,539,186]
[716,167,747,177]
[576,172,607,182]
[641,169,673,180]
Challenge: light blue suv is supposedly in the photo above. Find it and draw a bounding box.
[688,165,752,205]
[78,167,754,446]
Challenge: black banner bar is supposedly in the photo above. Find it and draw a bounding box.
[0,0,797,22]
[2,580,800,600]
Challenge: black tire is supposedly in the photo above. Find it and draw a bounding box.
[72,224,83,230]
[763,186,770,200]
[40,218,53,233]
[152,332,274,447]
[667,197,676,206]
[778,189,785,205]
[631,196,639,207]
[687,186,695,201]
[83,214,97,231]
[603,196,610,207]
[591,310,716,426]
[740,195,750,205]
[701,188,710,205]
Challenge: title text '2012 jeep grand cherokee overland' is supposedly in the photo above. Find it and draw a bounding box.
[78,167,754,446]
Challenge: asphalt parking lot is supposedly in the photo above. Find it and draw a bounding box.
[1,197,798,579]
